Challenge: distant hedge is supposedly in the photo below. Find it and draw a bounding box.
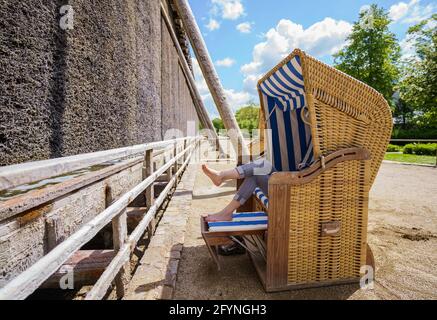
[387,144,402,152]
[403,143,437,156]
[392,128,437,140]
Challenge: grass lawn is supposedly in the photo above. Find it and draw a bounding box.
[385,153,437,165]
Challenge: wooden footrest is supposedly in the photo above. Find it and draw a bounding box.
[200,213,267,270]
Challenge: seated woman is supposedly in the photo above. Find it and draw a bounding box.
[202,159,276,222]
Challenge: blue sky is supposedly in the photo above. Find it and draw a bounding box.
[188,0,436,118]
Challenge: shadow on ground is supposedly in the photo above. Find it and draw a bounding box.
[175,244,360,300]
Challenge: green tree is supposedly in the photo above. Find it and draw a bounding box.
[334,4,401,104]
[211,104,260,136]
[212,118,224,133]
[235,104,260,137]
[398,14,437,127]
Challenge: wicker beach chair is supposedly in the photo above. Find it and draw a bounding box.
[202,49,392,292]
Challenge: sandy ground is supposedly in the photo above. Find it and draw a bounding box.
[174,162,437,300]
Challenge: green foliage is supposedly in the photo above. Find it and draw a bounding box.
[403,144,414,154]
[392,127,437,139]
[398,14,437,128]
[211,105,260,136]
[212,118,224,133]
[333,4,401,104]
[235,104,260,136]
[387,144,402,152]
[403,143,437,156]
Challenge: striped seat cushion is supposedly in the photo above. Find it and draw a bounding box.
[253,187,269,208]
[208,212,268,232]
[258,54,314,172]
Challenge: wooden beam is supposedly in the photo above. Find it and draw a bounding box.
[143,149,155,209]
[112,209,130,298]
[160,2,221,151]
[108,187,130,298]
[173,0,249,161]
[0,137,190,192]
[166,148,174,182]
[41,250,115,289]
[0,157,142,222]
[1,148,168,223]
[173,142,178,177]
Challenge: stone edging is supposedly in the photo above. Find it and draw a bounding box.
[123,164,198,300]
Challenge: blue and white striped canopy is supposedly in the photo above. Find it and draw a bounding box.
[258,55,306,112]
[258,54,314,172]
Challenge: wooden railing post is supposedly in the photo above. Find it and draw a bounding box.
[173,141,178,175]
[143,149,154,207]
[112,208,130,299]
[106,186,130,299]
[166,146,173,182]
[144,149,155,239]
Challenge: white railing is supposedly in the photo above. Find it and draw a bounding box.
[0,136,202,300]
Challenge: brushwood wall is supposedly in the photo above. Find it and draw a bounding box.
[0,0,199,166]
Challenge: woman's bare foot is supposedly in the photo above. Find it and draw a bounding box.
[205,211,233,222]
[202,164,223,187]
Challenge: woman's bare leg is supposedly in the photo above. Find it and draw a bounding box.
[202,164,240,187]
[205,176,259,222]
[205,200,241,222]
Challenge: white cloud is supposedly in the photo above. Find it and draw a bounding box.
[193,58,253,116]
[212,0,245,20]
[215,57,236,67]
[236,22,253,33]
[399,17,436,60]
[205,18,220,31]
[224,89,252,109]
[400,36,417,60]
[360,5,371,13]
[387,0,436,60]
[241,18,352,94]
[389,0,436,24]
[389,1,411,21]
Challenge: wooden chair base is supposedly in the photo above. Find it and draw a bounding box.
[246,239,376,292]
[200,216,265,271]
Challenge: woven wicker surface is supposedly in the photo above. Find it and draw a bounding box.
[287,160,370,284]
[255,49,392,290]
[302,50,392,185]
